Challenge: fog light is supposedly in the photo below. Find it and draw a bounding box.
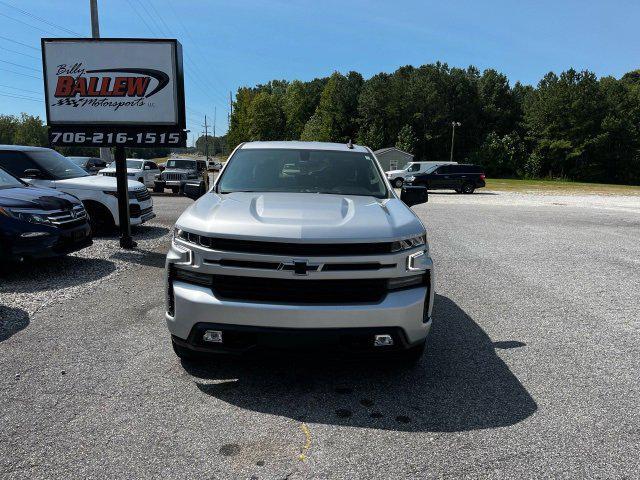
[203,330,223,343]
[374,334,394,347]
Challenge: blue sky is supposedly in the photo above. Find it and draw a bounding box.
[1,0,638,144]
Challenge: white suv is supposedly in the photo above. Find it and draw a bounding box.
[0,145,155,231]
[166,141,434,364]
[98,158,160,187]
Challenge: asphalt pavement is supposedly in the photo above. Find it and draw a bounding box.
[1,191,639,479]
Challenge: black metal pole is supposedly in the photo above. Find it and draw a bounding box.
[114,145,136,249]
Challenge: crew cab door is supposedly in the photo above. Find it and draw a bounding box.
[143,161,160,186]
[429,165,453,189]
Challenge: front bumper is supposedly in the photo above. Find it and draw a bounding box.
[166,274,433,353]
[2,223,92,261]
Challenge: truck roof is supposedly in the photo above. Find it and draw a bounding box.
[239,141,370,153]
[0,145,51,152]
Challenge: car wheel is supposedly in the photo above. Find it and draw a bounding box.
[172,338,204,362]
[171,186,180,194]
[462,182,475,194]
[393,178,404,188]
[84,201,115,234]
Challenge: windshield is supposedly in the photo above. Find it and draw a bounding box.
[67,157,88,166]
[107,160,144,169]
[166,159,195,169]
[27,150,89,180]
[218,149,388,198]
[0,168,25,189]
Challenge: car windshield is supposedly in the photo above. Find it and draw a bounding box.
[27,150,89,180]
[106,160,144,169]
[166,159,195,169]
[218,149,388,198]
[67,157,88,166]
[0,167,25,189]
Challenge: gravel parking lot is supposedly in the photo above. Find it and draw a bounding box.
[1,191,639,479]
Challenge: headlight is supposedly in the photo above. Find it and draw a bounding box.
[390,234,426,252]
[0,207,52,225]
[406,176,416,182]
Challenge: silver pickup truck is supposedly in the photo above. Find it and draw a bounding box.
[165,141,434,364]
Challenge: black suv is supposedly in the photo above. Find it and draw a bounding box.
[406,164,486,194]
[0,167,92,262]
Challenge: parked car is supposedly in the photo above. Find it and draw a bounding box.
[98,159,160,187]
[0,167,92,262]
[208,160,223,171]
[385,161,458,188]
[153,158,209,194]
[405,163,486,194]
[0,145,155,231]
[167,141,434,365]
[67,156,107,175]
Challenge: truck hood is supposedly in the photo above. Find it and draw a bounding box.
[0,185,79,210]
[55,175,142,191]
[162,169,193,175]
[177,192,424,242]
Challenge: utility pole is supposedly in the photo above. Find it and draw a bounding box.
[90,0,113,167]
[450,121,462,163]
[91,0,134,248]
[203,115,209,161]
[213,106,216,155]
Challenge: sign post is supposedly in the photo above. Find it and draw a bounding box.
[41,38,186,248]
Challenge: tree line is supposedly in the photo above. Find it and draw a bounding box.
[227,64,640,184]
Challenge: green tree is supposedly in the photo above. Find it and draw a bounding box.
[0,115,18,144]
[247,91,284,141]
[13,114,47,146]
[396,124,417,154]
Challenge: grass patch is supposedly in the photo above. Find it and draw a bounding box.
[485,178,640,195]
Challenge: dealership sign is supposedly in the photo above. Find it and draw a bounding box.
[42,38,186,147]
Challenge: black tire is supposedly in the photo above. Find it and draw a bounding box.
[393,178,404,188]
[84,201,115,234]
[171,186,180,194]
[172,338,205,362]
[461,182,475,194]
[153,183,164,193]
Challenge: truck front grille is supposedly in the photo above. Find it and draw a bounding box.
[212,275,387,304]
[132,189,151,202]
[47,205,87,229]
[180,232,394,256]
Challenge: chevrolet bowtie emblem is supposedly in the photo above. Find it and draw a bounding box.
[278,260,321,275]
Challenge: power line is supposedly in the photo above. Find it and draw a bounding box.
[0,0,82,36]
[133,0,163,35]
[0,67,41,79]
[0,84,42,95]
[0,59,40,72]
[0,92,42,102]
[124,0,158,37]
[0,46,39,60]
[0,35,39,51]
[0,11,59,36]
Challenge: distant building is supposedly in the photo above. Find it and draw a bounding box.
[373,147,414,171]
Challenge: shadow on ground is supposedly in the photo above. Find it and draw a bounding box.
[0,257,116,293]
[110,248,167,268]
[0,306,29,342]
[181,294,537,432]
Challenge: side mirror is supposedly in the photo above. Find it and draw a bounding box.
[23,168,44,179]
[183,181,205,200]
[400,186,428,207]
